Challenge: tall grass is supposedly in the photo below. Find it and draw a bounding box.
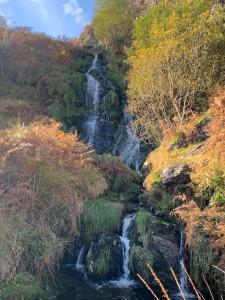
[81,197,124,242]
[0,120,107,287]
[138,264,225,300]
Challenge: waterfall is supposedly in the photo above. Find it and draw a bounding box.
[85,54,100,145]
[111,214,136,288]
[113,113,141,172]
[178,228,194,299]
[83,55,142,171]
[75,246,85,272]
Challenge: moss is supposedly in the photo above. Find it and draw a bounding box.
[129,245,153,280]
[0,273,56,300]
[135,210,150,236]
[134,210,152,248]
[81,198,124,242]
[147,185,176,215]
[95,247,111,276]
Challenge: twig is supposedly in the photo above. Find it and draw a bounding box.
[137,274,160,300]
[182,262,202,300]
[212,265,225,276]
[147,264,171,300]
[170,267,186,300]
[202,275,214,300]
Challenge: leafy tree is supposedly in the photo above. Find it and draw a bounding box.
[127,0,225,144]
[93,0,133,51]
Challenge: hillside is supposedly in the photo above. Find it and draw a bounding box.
[0,0,225,299]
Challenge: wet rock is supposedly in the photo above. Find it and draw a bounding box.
[85,234,123,281]
[161,163,192,185]
[129,209,179,289]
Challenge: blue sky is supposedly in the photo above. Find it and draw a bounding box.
[0,0,95,38]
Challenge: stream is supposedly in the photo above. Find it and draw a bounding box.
[58,55,193,300]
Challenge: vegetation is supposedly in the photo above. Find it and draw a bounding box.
[94,0,133,51]
[127,0,225,143]
[94,154,141,201]
[0,114,107,298]
[0,23,93,125]
[81,197,124,242]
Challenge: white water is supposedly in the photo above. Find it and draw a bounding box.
[178,228,195,299]
[85,54,100,144]
[84,55,141,171]
[110,214,136,288]
[113,113,141,172]
[75,246,85,272]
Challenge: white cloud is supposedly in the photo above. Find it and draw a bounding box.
[63,0,83,24]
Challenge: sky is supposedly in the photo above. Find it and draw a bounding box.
[0,0,95,38]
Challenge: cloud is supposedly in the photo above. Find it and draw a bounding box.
[63,0,83,24]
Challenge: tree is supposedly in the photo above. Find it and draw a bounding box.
[93,0,133,52]
[127,0,225,144]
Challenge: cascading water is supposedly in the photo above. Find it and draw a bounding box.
[75,246,85,272]
[113,113,141,172]
[178,228,194,299]
[84,54,142,171]
[85,54,100,145]
[111,214,136,288]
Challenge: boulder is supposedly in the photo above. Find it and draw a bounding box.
[161,163,191,185]
[85,234,123,281]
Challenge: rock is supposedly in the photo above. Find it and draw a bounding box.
[192,117,210,143]
[77,25,98,48]
[129,209,179,289]
[85,234,123,281]
[169,132,188,151]
[161,163,192,185]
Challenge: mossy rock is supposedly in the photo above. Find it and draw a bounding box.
[85,234,123,281]
[129,245,153,280]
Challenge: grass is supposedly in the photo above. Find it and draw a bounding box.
[81,197,124,242]
[0,119,107,294]
[0,272,56,300]
[95,247,111,276]
[138,263,225,300]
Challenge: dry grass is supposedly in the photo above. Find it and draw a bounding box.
[0,119,107,283]
[144,86,225,192]
[138,264,223,300]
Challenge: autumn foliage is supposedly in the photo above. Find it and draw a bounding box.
[0,118,107,283]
